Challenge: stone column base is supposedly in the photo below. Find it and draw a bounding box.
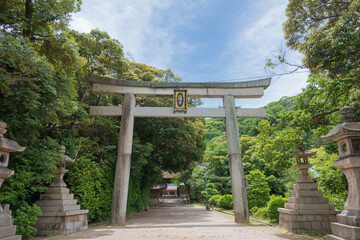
[36,210,88,236]
[279,182,337,234]
[279,208,336,234]
[326,222,360,240]
[326,210,360,240]
[0,212,21,240]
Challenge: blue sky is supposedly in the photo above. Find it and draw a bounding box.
[70,0,309,108]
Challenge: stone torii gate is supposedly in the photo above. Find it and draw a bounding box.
[89,75,271,225]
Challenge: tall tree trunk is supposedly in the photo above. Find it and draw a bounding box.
[23,0,34,40]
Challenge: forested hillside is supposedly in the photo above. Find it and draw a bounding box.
[184,96,347,213]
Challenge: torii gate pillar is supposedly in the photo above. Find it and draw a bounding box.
[111,93,135,225]
[224,95,249,223]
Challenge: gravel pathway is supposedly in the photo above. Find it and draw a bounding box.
[37,198,307,240]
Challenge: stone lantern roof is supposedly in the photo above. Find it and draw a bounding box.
[321,106,360,142]
[293,143,316,165]
[0,121,25,153]
[293,149,317,161]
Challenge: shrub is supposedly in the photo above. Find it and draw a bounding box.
[250,206,259,216]
[246,169,270,209]
[201,183,219,199]
[316,163,348,210]
[67,154,113,223]
[13,203,42,239]
[208,194,222,206]
[267,195,288,222]
[218,194,233,209]
[252,207,269,220]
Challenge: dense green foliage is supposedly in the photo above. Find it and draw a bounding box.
[282,0,360,124]
[251,207,269,220]
[217,194,233,209]
[201,183,219,200]
[196,92,348,222]
[13,203,42,239]
[208,194,222,206]
[246,170,270,210]
[284,0,360,79]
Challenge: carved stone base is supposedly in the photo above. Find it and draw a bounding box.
[326,157,360,240]
[279,182,337,234]
[326,210,360,240]
[36,187,88,236]
[0,205,21,240]
[327,222,360,240]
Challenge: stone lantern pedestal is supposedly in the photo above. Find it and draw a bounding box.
[322,106,360,240]
[35,146,88,236]
[278,146,337,234]
[0,121,25,240]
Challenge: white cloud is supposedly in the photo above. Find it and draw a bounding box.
[221,0,308,108]
[224,3,286,78]
[70,0,180,69]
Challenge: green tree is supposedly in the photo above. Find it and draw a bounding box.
[246,169,270,210]
[218,194,233,209]
[257,120,301,171]
[284,0,360,78]
[71,29,128,103]
[309,146,348,210]
[283,0,360,121]
[13,203,42,239]
[201,183,219,199]
[1,0,81,40]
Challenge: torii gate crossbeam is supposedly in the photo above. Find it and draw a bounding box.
[89,75,271,225]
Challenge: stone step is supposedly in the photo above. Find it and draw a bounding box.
[36,199,77,207]
[1,235,22,240]
[45,187,70,194]
[288,196,329,204]
[0,214,13,227]
[280,209,337,222]
[294,183,319,190]
[0,225,16,239]
[40,209,89,217]
[39,204,80,213]
[331,222,360,240]
[37,220,88,236]
[326,234,346,240]
[291,190,323,197]
[285,203,335,211]
[336,211,360,226]
[40,193,74,200]
[37,212,88,224]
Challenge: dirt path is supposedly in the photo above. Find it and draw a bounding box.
[41,198,306,240]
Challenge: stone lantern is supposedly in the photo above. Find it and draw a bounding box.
[50,145,75,188]
[322,106,360,240]
[0,121,25,240]
[36,145,88,236]
[278,143,336,234]
[293,143,316,183]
